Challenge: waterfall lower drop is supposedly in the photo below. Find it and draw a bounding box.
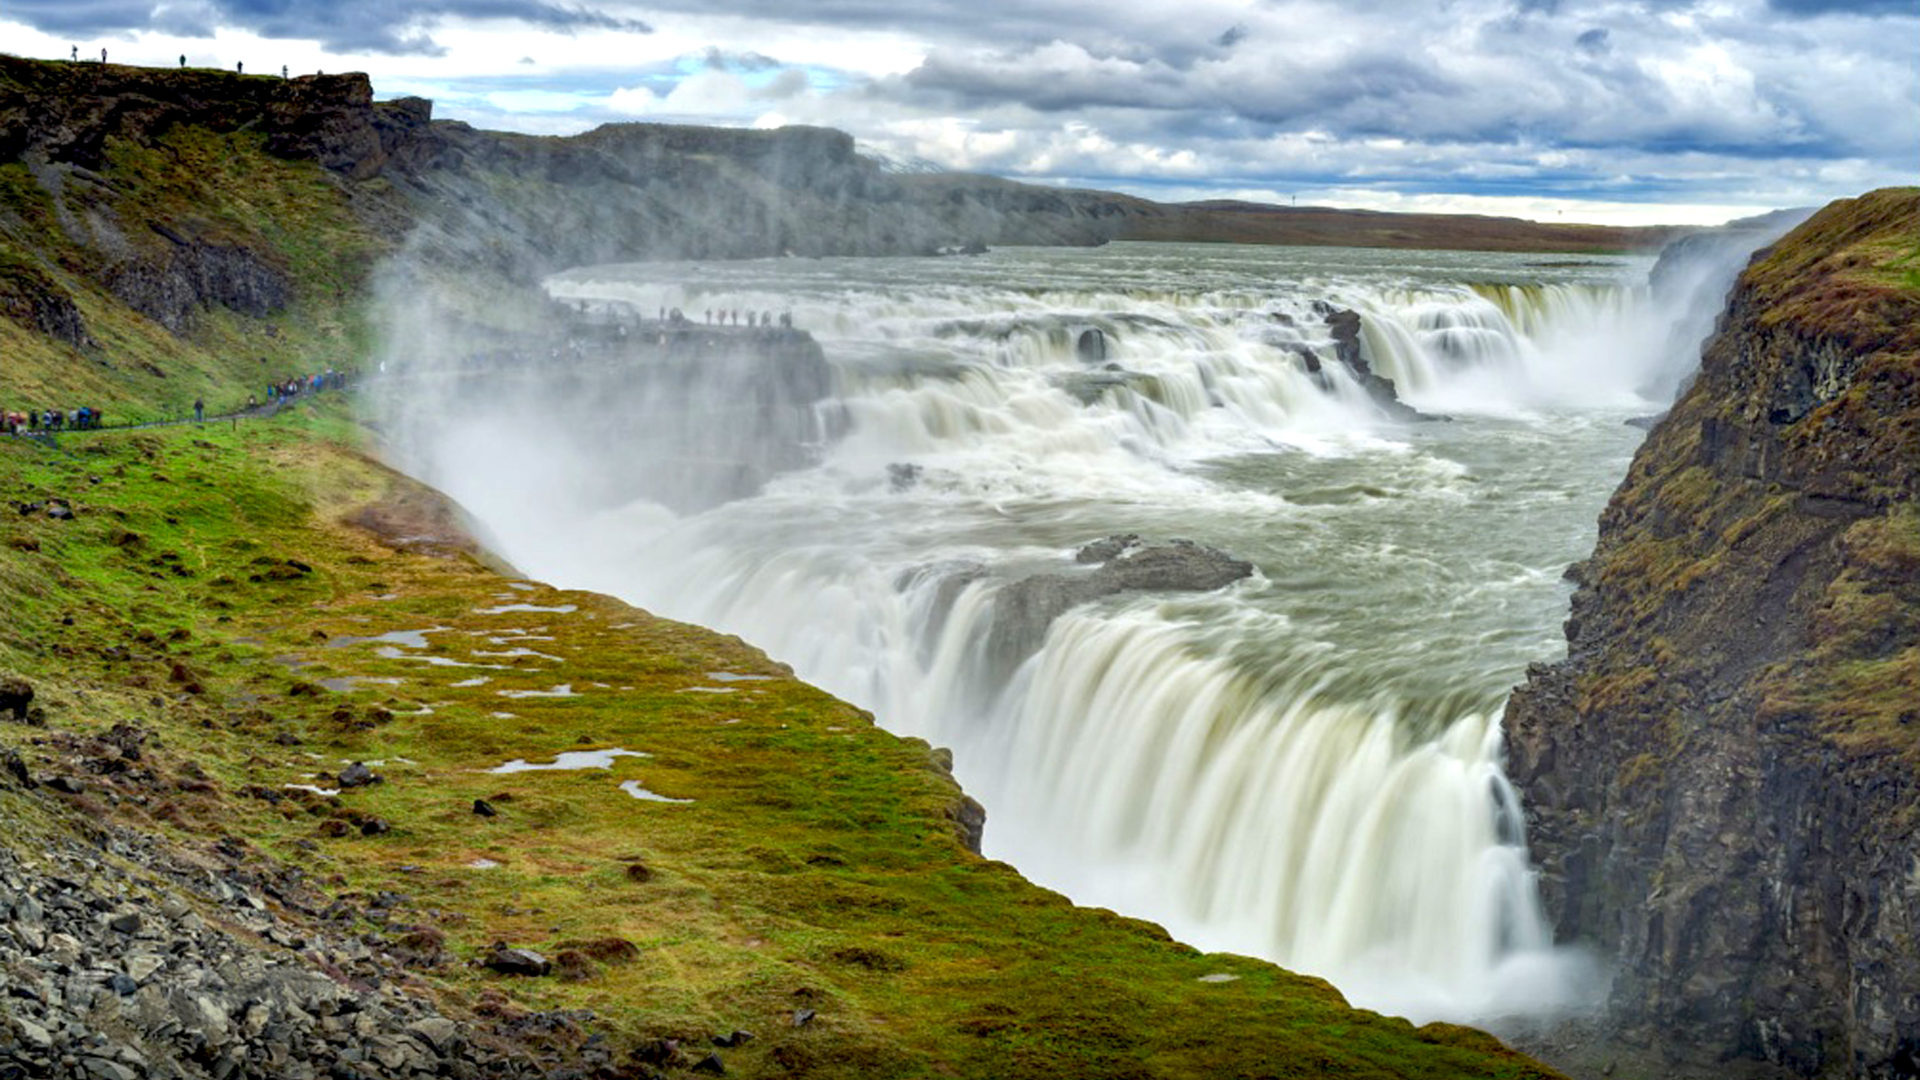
[959,609,1586,1021]
[382,242,1693,1028]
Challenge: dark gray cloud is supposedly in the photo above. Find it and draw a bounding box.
[701,46,781,72]
[10,0,1915,214]
[5,0,156,36]
[6,0,650,55]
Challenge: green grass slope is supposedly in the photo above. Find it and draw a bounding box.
[0,114,387,422]
[0,408,1561,1079]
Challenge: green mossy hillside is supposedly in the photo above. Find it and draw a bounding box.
[0,409,1561,1079]
[0,121,386,422]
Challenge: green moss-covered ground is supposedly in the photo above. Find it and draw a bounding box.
[0,406,1560,1079]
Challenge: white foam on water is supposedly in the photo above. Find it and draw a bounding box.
[381,239,1778,1026]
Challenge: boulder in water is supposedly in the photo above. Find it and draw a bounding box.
[986,537,1254,674]
[1075,328,1108,363]
[1322,308,1437,422]
[1074,534,1139,564]
[1054,369,1140,405]
[887,463,923,491]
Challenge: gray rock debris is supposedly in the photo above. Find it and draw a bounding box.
[0,823,611,1079]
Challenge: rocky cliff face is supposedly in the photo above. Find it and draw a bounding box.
[396,118,1155,279]
[0,57,420,177]
[1505,189,1920,1078]
[0,54,1155,321]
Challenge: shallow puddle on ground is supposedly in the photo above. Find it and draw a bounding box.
[497,684,577,699]
[329,626,448,650]
[488,748,648,773]
[475,603,577,615]
[375,646,509,669]
[619,779,693,804]
[319,676,406,692]
[473,647,564,662]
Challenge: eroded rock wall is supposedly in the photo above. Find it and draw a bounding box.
[1505,189,1920,1078]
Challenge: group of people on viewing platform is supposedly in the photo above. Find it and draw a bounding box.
[648,306,794,330]
[699,308,794,329]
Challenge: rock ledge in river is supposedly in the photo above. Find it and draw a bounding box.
[985,535,1254,674]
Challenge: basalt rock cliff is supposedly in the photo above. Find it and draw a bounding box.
[1505,188,1920,1078]
[1,53,1669,316]
[0,55,1154,286]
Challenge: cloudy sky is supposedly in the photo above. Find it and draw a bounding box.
[6,0,1915,224]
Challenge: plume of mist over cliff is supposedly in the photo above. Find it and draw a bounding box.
[1642,207,1815,403]
[363,214,845,572]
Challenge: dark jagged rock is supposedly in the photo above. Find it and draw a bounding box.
[0,261,90,347]
[887,463,923,492]
[336,761,380,788]
[0,746,32,787]
[1053,369,1141,405]
[0,674,33,721]
[986,537,1254,673]
[1505,190,1920,1079]
[1076,327,1108,362]
[1074,534,1140,564]
[106,238,290,334]
[948,794,987,856]
[484,943,552,977]
[1322,308,1432,422]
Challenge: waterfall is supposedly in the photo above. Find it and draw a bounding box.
[377,241,1675,1026]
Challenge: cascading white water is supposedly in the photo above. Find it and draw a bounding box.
[377,240,1711,1025]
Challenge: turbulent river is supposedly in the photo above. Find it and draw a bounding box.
[382,241,1725,1025]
